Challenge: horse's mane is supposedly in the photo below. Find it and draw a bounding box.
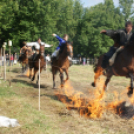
[110,33,120,43]
[59,41,72,54]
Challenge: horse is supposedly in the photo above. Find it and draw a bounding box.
[18,46,32,73]
[18,43,46,83]
[92,33,121,87]
[92,34,134,97]
[52,41,73,88]
[28,45,46,83]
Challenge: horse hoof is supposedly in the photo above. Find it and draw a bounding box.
[60,84,64,88]
[127,87,133,97]
[64,80,68,83]
[91,82,96,87]
[127,91,133,97]
[31,77,34,81]
[36,81,38,85]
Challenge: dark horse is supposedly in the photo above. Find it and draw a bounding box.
[19,44,46,83]
[52,41,73,88]
[92,34,134,97]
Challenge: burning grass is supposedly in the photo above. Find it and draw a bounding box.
[2,65,134,134]
[25,68,34,77]
[55,79,134,120]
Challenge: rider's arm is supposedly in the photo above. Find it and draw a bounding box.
[53,34,64,43]
[100,29,123,37]
[26,42,37,47]
[45,43,53,47]
[41,42,53,47]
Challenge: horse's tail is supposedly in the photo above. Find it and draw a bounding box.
[93,54,104,73]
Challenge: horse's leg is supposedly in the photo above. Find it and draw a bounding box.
[92,68,103,87]
[127,73,133,96]
[103,74,112,92]
[29,68,32,79]
[65,69,69,82]
[31,68,38,81]
[59,70,64,87]
[53,70,56,89]
[22,64,24,73]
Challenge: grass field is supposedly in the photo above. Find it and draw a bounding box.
[0,64,134,134]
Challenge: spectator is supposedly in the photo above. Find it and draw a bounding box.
[87,57,90,65]
[10,54,14,66]
[79,57,82,64]
[46,54,51,65]
[83,57,86,65]
[14,53,17,65]
[6,53,9,66]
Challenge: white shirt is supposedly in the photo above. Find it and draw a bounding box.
[26,42,51,50]
[46,56,51,61]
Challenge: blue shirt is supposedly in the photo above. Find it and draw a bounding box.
[55,35,66,50]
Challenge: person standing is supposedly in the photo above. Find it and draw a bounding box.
[83,57,86,65]
[10,54,14,66]
[6,53,9,66]
[14,53,17,65]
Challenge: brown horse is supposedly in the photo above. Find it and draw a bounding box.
[52,41,73,88]
[19,44,46,83]
[92,33,121,87]
[28,49,46,83]
[92,36,134,97]
[18,46,32,73]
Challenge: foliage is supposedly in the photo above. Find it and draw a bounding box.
[0,0,133,57]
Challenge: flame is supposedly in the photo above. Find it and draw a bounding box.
[25,68,34,77]
[55,78,134,119]
[106,91,123,114]
[55,78,106,119]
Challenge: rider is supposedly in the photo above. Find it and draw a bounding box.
[100,21,133,70]
[20,42,27,54]
[52,33,69,59]
[26,38,52,61]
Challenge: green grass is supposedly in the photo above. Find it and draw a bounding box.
[0,65,133,134]
[0,80,57,134]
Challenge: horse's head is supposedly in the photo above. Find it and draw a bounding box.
[59,41,73,58]
[66,41,73,58]
[18,47,29,63]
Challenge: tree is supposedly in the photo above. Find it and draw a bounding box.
[119,0,134,21]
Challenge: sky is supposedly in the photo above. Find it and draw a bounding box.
[82,0,119,7]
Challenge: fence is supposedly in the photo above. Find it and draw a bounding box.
[72,58,98,65]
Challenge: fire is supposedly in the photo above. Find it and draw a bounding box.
[55,78,106,119]
[25,68,33,77]
[55,79,134,119]
[106,91,123,114]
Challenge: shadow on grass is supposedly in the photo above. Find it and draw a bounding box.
[11,68,22,73]
[12,79,49,89]
[41,94,58,101]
